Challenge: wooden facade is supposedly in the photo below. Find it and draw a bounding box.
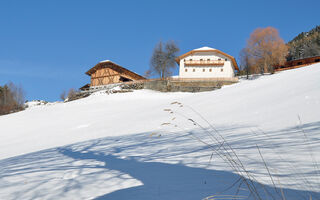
[184,60,225,66]
[275,56,320,71]
[85,60,146,87]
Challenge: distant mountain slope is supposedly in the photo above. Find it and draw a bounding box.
[287,25,320,61]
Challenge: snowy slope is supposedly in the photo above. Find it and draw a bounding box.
[0,64,319,199]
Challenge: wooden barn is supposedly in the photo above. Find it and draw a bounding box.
[85,60,146,87]
[285,56,320,67]
[275,56,320,71]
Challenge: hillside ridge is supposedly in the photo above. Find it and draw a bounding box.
[287,25,320,61]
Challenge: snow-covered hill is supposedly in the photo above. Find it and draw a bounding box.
[0,64,319,199]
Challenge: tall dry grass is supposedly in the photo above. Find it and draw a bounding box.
[161,102,319,200]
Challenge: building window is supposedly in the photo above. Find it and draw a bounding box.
[221,68,223,72]
[185,69,188,72]
[209,69,212,72]
[189,59,193,61]
[207,59,210,61]
[193,69,195,72]
[218,58,221,61]
[225,58,228,61]
[200,59,203,61]
[203,68,205,72]
[297,62,303,65]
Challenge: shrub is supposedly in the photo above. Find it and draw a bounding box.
[66,88,79,101]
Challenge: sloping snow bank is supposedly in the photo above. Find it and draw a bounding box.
[0,63,319,199]
[0,89,194,159]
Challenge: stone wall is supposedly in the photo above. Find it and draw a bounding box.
[79,78,238,97]
[142,79,237,92]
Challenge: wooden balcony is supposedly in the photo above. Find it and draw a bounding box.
[184,60,225,66]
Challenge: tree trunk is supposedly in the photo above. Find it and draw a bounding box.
[270,65,275,74]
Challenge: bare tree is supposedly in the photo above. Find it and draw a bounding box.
[67,88,78,101]
[0,82,25,115]
[239,48,251,79]
[149,41,180,79]
[60,90,66,101]
[0,85,10,107]
[8,82,25,108]
[245,27,288,74]
[144,70,152,79]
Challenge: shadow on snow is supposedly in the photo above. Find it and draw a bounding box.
[0,121,319,199]
[59,146,318,200]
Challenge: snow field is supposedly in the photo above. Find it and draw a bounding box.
[0,63,319,199]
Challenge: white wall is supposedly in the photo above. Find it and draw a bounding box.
[179,52,235,78]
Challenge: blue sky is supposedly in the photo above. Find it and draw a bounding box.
[0,0,319,101]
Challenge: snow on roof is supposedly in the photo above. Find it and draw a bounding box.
[193,46,216,51]
[99,60,111,63]
[98,60,121,67]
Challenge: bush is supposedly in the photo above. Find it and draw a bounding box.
[60,90,66,101]
[66,88,79,101]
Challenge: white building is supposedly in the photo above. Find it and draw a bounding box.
[176,47,239,79]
